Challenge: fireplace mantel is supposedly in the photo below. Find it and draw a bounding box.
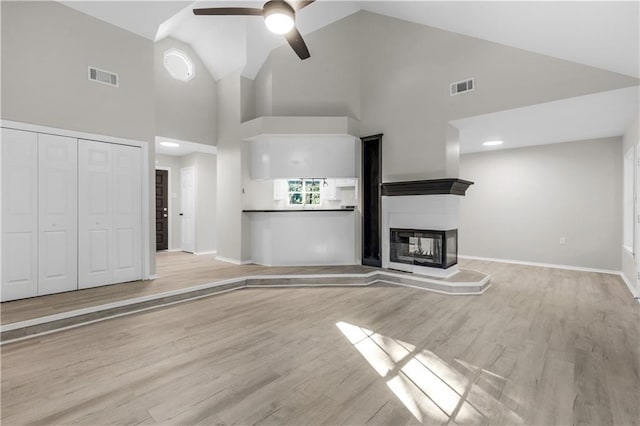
[381,178,474,197]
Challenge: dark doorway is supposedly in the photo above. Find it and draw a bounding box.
[156,169,169,251]
[361,134,382,267]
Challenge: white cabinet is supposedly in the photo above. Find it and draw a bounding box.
[250,135,357,179]
[1,129,39,301]
[78,140,142,289]
[38,134,78,296]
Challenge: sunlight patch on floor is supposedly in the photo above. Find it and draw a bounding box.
[335,321,524,424]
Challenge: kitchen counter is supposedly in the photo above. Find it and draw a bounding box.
[243,208,355,213]
[245,209,357,266]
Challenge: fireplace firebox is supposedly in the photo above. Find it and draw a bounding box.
[390,228,457,269]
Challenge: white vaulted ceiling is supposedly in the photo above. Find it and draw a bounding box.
[61,1,640,81]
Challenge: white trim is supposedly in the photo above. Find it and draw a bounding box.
[619,272,640,301]
[149,274,160,280]
[194,250,217,256]
[155,166,172,251]
[215,256,252,265]
[459,255,623,275]
[623,245,634,256]
[0,120,152,281]
[1,120,145,147]
[377,279,492,296]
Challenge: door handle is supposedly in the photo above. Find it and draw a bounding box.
[179,213,184,216]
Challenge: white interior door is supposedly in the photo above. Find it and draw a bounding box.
[180,166,195,253]
[112,144,142,283]
[78,139,113,288]
[38,134,78,295]
[1,128,39,301]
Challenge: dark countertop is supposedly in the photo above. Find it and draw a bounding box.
[243,208,355,213]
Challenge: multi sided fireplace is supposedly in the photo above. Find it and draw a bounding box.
[389,228,458,270]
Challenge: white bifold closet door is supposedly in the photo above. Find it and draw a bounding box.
[1,128,39,301]
[78,140,142,289]
[38,134,78,296]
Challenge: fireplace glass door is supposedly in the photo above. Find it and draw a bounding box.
[390,228,457,269]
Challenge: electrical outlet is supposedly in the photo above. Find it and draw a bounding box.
[559,237,566,245]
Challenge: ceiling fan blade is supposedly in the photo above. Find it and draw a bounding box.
[288,0,315,11]
[285,27,310,60]
[193,7,264,16]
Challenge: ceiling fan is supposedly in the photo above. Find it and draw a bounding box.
[193,1,315,60]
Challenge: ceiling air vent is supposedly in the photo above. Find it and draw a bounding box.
[450,78,474,96]
[88,66,119,87]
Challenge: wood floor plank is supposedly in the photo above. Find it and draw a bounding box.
[1,259,638,425]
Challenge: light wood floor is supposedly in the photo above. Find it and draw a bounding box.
[1,260,639,425]
[1,252,376,325]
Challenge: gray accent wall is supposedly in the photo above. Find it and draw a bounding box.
[154,37,217,146]
[254,11,638,182]
[459,138,622,271]
[1,1,154,142]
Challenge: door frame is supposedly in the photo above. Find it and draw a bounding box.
[155,166,172,251]
[0,119,152,280]
[361,133,383,267]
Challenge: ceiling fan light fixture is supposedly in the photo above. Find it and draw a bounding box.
[263,1,295,34]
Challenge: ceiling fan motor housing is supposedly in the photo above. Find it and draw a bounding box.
[263,0,295,18]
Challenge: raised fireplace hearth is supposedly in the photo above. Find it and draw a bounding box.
[390,228,457,270]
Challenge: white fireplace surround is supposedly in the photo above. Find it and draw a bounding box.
[382,194,460,278]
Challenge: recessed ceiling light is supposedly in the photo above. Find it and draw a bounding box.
[482,140,504,146]
[160,141,180,148]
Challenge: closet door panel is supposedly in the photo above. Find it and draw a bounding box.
[112,144,142,283]
[78,139,113,288]
[38,134,78,295]
[1,128,38,301]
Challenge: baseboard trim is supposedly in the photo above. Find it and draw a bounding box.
[459,255,621,276]
[149,274,160,280]
[194,251,217,256]
[214,256,241,265]
[619,272,640,301]
[215,256,252,265]
[460,254,640,301]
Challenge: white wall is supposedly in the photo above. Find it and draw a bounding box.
[155,37,217,146]
[156,153,217,253]
[622,116,640,296]
[255,10,638,181]
[216,71,245,262]
[459,138,622,271]
[194,153,217,253]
